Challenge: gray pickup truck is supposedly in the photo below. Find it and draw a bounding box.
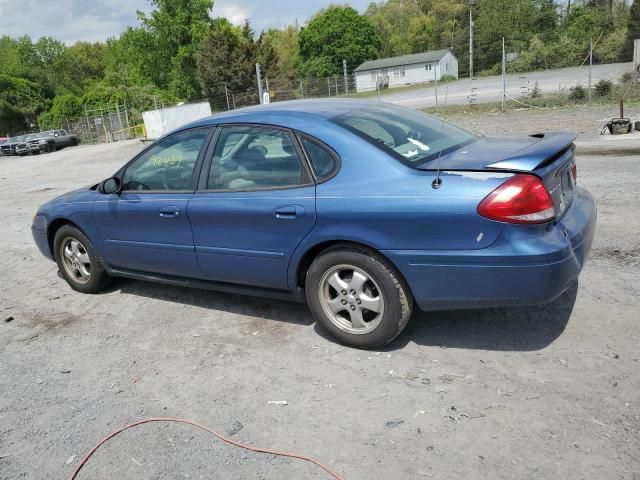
[46,129,79,150]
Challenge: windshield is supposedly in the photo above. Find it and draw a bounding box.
[332,104,477,167]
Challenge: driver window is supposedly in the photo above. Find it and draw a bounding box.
[207,126,305,190]
[122,128,209,191]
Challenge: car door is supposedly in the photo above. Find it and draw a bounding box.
[188,125,317,290]
[93,127,212,277]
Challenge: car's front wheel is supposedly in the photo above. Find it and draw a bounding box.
[53,225,111,293]
[305,245,413,349]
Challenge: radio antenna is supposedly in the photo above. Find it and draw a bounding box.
[432,80,450,189]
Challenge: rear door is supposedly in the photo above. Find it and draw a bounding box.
[93,127,212,277]
[188,125,317,290]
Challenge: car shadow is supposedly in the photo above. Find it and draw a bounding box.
[389,282,578,352]
[112,278,577,352]
[113,279,314,327]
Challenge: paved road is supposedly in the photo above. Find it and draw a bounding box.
[382,62,634,109]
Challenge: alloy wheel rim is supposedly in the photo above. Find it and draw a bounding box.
[318,264,385,335]
[60,237,92,285]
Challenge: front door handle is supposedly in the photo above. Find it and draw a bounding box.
[274,205,304,220]
[159,206,181,218]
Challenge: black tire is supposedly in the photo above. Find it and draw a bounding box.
[305,244,413,349]
[53,225,111,293]
[47,143,56,153]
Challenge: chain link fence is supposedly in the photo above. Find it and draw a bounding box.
[29,39,638,143]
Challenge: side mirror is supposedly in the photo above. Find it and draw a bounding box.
[101,177,122,195]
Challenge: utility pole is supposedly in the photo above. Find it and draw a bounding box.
[255,63,264,104]
[123,101,130,129]
[501,37,506,110]
[343,59,349,97]
[224,85,231,110]
[469,9,473,77]
[588,38,593,103]
[435,76,438,106]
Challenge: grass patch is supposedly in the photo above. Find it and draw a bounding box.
[349,81,437,99]
[423,84,640,118]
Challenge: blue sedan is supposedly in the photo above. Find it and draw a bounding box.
[32,100,596,348]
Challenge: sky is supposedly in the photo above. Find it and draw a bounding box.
[0,0,372,44]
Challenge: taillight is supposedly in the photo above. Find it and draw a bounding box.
[571,164,577,183]
[477,174,555,224]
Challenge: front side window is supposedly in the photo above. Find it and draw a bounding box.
[207,126,306,190]
[122,128,209,191]
[332,104,477,168]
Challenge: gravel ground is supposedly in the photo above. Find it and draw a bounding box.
[1,107,639,479]
[439,104,640,141]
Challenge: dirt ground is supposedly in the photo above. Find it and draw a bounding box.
[439,103,640,141]
[1,106,638,479]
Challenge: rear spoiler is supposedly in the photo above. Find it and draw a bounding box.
[485,132,577,172]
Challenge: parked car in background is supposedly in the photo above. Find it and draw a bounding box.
[32,100,596,348]
[27,132,57,154]
[1,135,28,156]
[47,129,79,150]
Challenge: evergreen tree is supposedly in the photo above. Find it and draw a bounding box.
[623,0,640,61]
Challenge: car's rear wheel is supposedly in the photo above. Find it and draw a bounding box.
[53,225,111,293]
[305,245,413,349]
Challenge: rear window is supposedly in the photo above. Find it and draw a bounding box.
[332,104,476,168]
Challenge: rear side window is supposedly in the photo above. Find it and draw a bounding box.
[300,137,337,180]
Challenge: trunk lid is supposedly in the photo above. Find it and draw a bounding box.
[419,132,578,220]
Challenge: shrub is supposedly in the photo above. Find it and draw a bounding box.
[439,74,457,83]
[530,81,542,99]
[620,72,635,84]
[569,85,587,101]
[594,79,613,97]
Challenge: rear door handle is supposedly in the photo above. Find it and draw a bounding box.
[274,205,304,220]
[159,206,181,218]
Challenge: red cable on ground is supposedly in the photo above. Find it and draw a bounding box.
[69,416,345,480]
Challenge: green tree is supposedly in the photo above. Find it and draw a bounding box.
[474,0,538,71]
[299,6,381,76]
[54,42,106,95]
[0,73,48,132]
[136,0,214,99]
[272,25,302,79]
[196,18,257,101]
[623,0,640,60]
[366,0,419,57]
[37,93,82,129]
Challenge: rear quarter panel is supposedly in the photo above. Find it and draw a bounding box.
[287,125,513,288]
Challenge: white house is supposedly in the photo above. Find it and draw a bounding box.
[354,49,458,92]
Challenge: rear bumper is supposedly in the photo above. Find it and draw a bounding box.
[383,187,596,311]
